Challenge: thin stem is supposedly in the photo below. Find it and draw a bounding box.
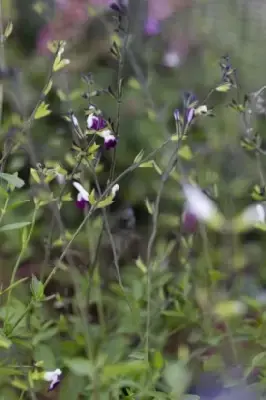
[44,138,171,288]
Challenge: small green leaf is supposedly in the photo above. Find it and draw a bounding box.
[0,222,31,232]
[133,149,144,164]
[102,361,148,379]
[30,168,41,183]
[179,145,193,160]
[145,198,154,215]
[135,257,147,273]
[4,21,13,39]
[53,56,70,72]
[152,351,164,370]
[34,102,51,119]
[128,78,141,90]
[96,194,114,209]
[0,331,12,348]
[30,275,44,301]
[0,172,25,188]
[216,82,231,92]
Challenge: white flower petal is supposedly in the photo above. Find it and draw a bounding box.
[101,129,112,138]
[111,184,119,197]
[43,369,62,382]
[86,114,94,129]
[240,203,265,224]
[182,183,219,223]
[73,181,89,201]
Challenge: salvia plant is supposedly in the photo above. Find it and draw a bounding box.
[1,1,266,399]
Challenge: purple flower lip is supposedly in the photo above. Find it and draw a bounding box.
[73,181,90,209]
[104,134,117,150]
[87,114,107,131]
[182,210,198,233]
[76,198,89,209]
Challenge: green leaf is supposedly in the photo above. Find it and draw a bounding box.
[133,149,144,164]
[96,194,114,209]
[152,351,164,370]
[163,361,191,396]
[0,330,12,348]
[34,344,56,370]
[64,358,94,377]
[216,82,231,92]
[102,361,148,380]
[30,168,41,183]
[145,198,154,215]
[0,222,31,232]
[0,172,25,188]
[179,145,193,160]
[34,102,51,119]
[4,21,13,39]
[53,56,70,72]
[30,275,44,301]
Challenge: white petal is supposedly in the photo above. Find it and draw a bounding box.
[111,184,119,197]
[87,114,96,129]
[182,183,219,223]
[43,369,62,382]
[101,129,112,138]
[73,181,89,201]
[163,51,181,68]
[241,203,265,224]
[71,114,79,127]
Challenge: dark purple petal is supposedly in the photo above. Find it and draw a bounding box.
[182,210,198,233]
[76,198,89,209]
[104,136,117,150]
[91,116,107,131]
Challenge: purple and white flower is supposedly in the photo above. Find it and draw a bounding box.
[73,181,89,209]
[87,113,107,131]
[182,182,223,227]
[43,369,62,391]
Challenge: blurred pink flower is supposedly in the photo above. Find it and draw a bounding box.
[37,0,193,57]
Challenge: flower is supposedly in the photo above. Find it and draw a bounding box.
[87,114,107,131]
[101,129,117,150]
[43,369,62,391]
[163,50,181,68]
[186,108,195,125]
[73,181,90,209]
[173,109,180,122]
[182,182,224,228]
[195,105,208,116]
